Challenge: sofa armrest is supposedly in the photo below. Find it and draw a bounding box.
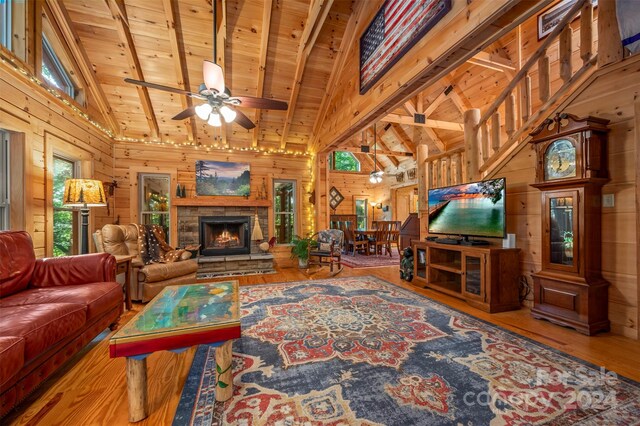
[31,253,116,288]
[138,259,198,283]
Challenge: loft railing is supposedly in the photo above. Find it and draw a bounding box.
[468,0,598,178]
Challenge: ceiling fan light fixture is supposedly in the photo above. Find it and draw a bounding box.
[195,103,213,120]
[219,105,236,123]
[208,110,222,127]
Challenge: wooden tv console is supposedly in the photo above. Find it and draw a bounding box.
[412,241,521,313]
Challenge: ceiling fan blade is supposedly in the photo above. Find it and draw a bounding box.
[124,78,204,99]
[172,106,196,120]
[231,96,288,110]
[203,60,225,94]
[233,108,256,130]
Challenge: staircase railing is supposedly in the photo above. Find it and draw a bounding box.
[473,0,598,178]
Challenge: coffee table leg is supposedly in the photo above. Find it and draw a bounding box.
[126,357,149,422]
[215,340,233,402]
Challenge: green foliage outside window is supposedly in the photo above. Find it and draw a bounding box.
[53,157,74,257]
[331,151,360,172]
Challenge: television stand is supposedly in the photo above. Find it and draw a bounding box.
[460,237,490,246]
[435,238,461,245]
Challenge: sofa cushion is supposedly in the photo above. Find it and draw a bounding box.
[0,282,122,321]
[101,224,140,257]
[0,304,86,362]
[140,259,198,283]
[31,253,116,288]
[0,231,36,298]
[0,336,25,387]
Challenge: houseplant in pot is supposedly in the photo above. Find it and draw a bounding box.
[291,234,314,268]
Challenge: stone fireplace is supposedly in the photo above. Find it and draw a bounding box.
[199,216,250,256]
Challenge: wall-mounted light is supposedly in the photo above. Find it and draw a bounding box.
[369,201,382,209]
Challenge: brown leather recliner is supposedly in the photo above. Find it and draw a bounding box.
[0,231,122,417]
[94,224,198,302]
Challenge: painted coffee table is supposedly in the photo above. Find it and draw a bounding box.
[109,281,240,422]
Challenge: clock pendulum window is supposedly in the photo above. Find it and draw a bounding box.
[529,113,610,335]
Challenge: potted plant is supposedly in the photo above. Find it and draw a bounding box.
[291,235,314,268]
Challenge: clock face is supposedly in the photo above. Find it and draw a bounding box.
[544,139,577,180]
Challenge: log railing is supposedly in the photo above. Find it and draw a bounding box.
[473,0,598,177]
[425,147,465,188]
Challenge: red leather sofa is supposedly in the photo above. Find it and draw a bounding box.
[0,231,123,417]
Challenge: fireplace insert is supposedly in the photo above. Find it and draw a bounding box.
[199,216,250,256]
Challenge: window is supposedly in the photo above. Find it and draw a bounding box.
[330,151,360,172]
[42,35,75,98]
[139,174,170,239]
[355,198,368,231]
[53,156,77,256]
[0,132,9,230]
[0,0,11,50]
[274,180,296,244]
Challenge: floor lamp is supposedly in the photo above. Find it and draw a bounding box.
[63,179,107,254]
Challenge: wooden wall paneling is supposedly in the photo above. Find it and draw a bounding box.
[252,0,273,148]
[8,133,26,231]
[636,98,640,340]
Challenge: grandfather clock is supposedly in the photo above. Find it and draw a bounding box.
[529,113,610,335]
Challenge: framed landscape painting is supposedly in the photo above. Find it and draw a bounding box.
[195,161,250,196]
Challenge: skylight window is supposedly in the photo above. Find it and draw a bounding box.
[42,35,75,98]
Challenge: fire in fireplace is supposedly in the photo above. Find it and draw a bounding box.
[199,216,250,256]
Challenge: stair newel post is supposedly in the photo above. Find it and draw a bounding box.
[522,75,531,121]
[560,25,573,83]
[464,108,481,182]
[505,92,516,139]
[597,0,623,67]
[481,121,489,162]
[491,112,501,154]
[538,54,550,102]
[580,2,593,65]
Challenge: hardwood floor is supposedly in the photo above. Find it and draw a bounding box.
[6,260,640,425]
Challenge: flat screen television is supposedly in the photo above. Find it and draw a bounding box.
[428,177,506,240]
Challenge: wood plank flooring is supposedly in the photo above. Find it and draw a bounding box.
[5,260,640,425]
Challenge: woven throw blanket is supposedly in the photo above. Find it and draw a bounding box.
[138,224,184,264]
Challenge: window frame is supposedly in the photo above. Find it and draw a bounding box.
[52,154,80,256]
[273,179,297,245]
[330,151,361,172]
[354,198,369,231]
[138,173,171,240]
[0,0,12,51]
[41,34,76,98]
[0,131,9,230]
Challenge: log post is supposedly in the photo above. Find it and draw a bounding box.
[126,358,149,422]
[453,153,462,185]
[505,93,516,139]
[597,0,623,67]
[538,54,550,102]
[215,340,234,401]
[433,159,441,188]
[491,112,501,154]
[522,75,531,121]
[559,25,572,82]
[481,122,489,162]
[580,2,593,64]
[416,127,429,212]
[464,109,481,182]
[442,156,450,187]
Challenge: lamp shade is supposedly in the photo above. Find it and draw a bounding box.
[63,179,107,207]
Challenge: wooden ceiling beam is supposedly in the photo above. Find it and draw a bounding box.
[280,0,334,149]
[381,114,464,131]
[252,0,273,148]
[216,0,228,148]
[404,99,417,116]
[389,123,415,155]
[105,0,159,139]
[46,0,121,136]
[423,84,453,117]
[423,127,445,153]
[467,50,516,72]
[340,146,413,159]
[443,75,473,111]
[373,126,400,167]
[162,0,196,143]
[310,0,365,152]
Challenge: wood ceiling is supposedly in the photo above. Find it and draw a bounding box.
[57,0,550,172]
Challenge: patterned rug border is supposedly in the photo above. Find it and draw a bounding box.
[174,275,640,424]
[341,254,401,269]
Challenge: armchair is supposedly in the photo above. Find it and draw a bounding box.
[307,229,344,273]
[93,224,198,302]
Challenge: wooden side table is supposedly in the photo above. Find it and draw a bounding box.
[114,255,133,310]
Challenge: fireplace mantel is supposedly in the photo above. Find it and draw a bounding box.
[173,197,271,207]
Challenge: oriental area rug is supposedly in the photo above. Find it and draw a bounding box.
[173,276,640,425]
[340,252,401,268]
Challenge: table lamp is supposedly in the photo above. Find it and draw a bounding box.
[63,179,107,254]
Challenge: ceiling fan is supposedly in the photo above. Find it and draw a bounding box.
[124,5,287,130]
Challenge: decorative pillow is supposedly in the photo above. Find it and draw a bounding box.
[319,242,332,252]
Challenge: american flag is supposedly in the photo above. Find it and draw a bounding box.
[360,0,452,94]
